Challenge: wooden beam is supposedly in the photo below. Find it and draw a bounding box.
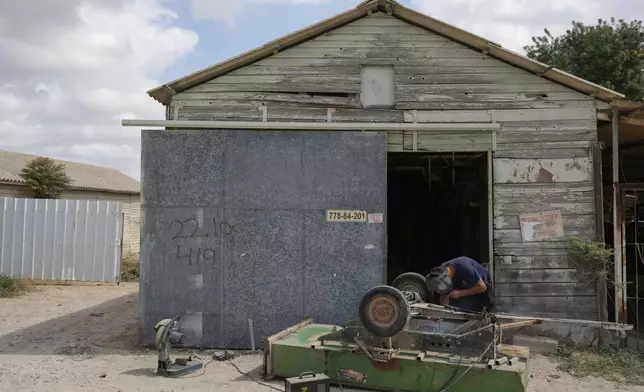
[621,116,644,128]
[597,112,611,122]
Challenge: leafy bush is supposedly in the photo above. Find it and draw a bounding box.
[121,254,140,282]
[0,275,28,297]
[19,157,72,199]
[566,237,614,282]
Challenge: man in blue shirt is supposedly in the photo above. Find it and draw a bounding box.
[426,256,495,312]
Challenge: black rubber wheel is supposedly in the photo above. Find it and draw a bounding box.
[359,285,410,338]
[392,272,431,302]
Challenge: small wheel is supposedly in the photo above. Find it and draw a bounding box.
[359,285,410,338]
[392,272,431,302]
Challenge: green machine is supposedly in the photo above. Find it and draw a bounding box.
[262,283,632,392]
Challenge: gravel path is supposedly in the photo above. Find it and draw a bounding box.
[0,283,640,392]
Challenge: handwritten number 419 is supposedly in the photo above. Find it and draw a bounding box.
[176,246,215,266]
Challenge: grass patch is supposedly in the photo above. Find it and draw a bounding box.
[554,345,644,385]
[121,253,140,282]
[0,275,29,297]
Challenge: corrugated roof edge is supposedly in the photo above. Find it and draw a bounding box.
[0,178,140,195]
[147,0,624,105]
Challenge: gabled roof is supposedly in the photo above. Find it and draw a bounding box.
[148,0,624,106]
[0,150,140,195]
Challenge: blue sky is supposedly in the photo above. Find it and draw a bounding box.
[159,1,403,82]
[1,0,643,180]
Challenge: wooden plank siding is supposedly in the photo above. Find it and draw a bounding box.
[171,12,600,320]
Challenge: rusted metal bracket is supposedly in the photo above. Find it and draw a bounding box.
[353,337,398,362]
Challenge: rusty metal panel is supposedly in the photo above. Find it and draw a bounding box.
[0,197,123,282]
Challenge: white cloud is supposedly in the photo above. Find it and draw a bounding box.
[411,0,644,52]
[0,0,198,180]
[191,0,328,26]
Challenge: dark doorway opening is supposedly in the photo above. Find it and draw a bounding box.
[386,152,489,284]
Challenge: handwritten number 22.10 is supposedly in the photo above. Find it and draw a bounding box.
[170,218,234,240]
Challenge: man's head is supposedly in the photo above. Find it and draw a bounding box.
[426,265,453,296]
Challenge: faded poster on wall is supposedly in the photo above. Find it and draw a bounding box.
[519,210,564,242]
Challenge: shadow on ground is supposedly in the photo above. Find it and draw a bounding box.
[121,368,160,378]
[0,292,143,356]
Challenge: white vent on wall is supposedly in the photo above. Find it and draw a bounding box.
[360,65,395,109]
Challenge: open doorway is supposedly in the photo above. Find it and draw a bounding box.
[386,152,490,284]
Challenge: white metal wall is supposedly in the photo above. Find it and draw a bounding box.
[0,197,124,282]
[1,184,141,256]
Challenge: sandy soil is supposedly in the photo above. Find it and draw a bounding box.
[0,284,641,392]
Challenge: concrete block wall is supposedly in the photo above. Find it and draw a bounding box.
[140,129,387,348]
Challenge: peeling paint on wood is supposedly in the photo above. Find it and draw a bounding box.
[494,149,591,159]
[494,182,594,194]
[496,296,597,315]
[496,268,580,283]
[498,119,595,131]
[403,133,492,152]
[407,108,594,123]
[495,187,594,203]
[494,242,571,257]
[494,202,594,216]
[206,74,362,86]
[396,100,595,111]
[178,107,404,123]
[398,73,552,85]
[494,255,574,269]
[254,57,507,67]
[314,34,451,43]
[497,130,594,144]
[494,227,594,242]
[494,214,595,230]
[249,47,489,59]
[398,91,590,102]
[495,141,593,150]
[495,282,596,297]
[493,158,592,184]
[174,92,363,108]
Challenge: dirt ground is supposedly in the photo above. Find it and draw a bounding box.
[0,284,641,392]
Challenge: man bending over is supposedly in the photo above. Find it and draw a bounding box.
[426,256,495,312]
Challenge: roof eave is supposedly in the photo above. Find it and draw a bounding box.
[392,3,624,102]
[0,179,140,195]
[147,0,625,106]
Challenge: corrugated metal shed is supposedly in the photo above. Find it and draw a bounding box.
[0,197,124,283]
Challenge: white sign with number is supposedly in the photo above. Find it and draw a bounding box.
[326,209,367,222]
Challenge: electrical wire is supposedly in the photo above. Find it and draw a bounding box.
[437,338,495,392]
[175,358,215,379]
[227,359,284,392]
[336,368,346,392]
[433,344,465,392]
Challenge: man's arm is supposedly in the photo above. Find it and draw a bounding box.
[440,295,449,306]
[449,279,487,299]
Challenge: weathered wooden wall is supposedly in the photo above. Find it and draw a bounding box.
[171,12,600,320]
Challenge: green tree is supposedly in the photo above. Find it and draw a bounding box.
[19,157,72,199]
[524,18,644,101]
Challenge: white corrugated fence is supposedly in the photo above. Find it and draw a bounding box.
[0,197,124,283]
